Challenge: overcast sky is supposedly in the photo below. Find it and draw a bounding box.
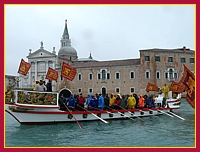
[5,5,195,75]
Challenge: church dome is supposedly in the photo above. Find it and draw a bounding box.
[58,46,77,57]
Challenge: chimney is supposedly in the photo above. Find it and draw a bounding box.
[183,46,186,52]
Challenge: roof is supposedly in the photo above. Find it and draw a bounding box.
[72,58,140,68]
[58,46,77,57]
[140,48,194,54]
[62,20,69,39]
[27,48,57,59]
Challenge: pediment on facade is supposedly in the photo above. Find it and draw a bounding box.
[27,49,57,59]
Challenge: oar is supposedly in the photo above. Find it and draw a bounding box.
[106,106,136,121]
[157,109,174,118]
[88,106,114,115]
[63,104,83,129]
[77,105,109,124]
[115,105,144,122]
[167,111,186,120]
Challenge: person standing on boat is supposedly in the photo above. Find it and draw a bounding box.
[85,94,92,108]
[113,94,121,109]
[120,94,128,109]
[33,80,39,91]
[46,80,52,92]
[127,94,136,109]
[133,93,139,108]
[58,94,67,110]
[109,93,116,107]
[67,94,76,111]
[43,81,47,92]
[77,93,85,111]
[138,94,145,108]
[161,83,169,98]
[143,94,149,108]
[147,94,155,108]
[36,80,45,92]
[88,95,98,110]
[104,94,110,109]
[98,94,105,110]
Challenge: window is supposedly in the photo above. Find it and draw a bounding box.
[98,73,101,80]
[130,87,135,93]
[145,70,150,79]
[169,69,173,79]
[97,69,110,80]
[88,88,93,93]
[180,57,186,63]
[78,73,82,81]
[168,57,173,62]
[190,58,194,64]
[145,56,150,61]
[115,87,120,93]
[115,72,120,79]
[107,73,110,80]
[156,71,160,79]
[102,70,106,80]
[174,72,178,79]
[165,72,168,79]
[155,56,160,62]
[165,68,178,81]
[130,71,135,79]
[89,73,93,80]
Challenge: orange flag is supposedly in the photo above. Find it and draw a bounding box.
[146,82,158,91]
[45,67,58,82]
[18,59,31,76]
[61,62,76,81]
[170,81,185,93]
[179,65,195,108]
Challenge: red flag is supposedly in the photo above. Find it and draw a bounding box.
[18,59,31,76]
[170,81,185,93]
[179,65,195,108]
[61,62,76,81]
[45,67,58,82]
[146,82,158,91]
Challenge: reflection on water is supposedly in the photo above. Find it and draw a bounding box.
[5,99,195,147]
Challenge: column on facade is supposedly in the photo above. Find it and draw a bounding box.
[29,67,32,88]
[46,61,49,74]
[35,61,37,81]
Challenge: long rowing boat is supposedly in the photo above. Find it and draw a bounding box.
[5,88,182,125]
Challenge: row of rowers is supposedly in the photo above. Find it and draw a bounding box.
[58,93,157,111]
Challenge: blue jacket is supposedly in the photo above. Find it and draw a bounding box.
[86,94,92,105]
[98,95,105,109]
[88,98,97,109]
[67,97,76,108]
[148,96,155,108]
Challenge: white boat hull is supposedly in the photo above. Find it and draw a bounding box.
[5,89,182,125]
[5,103,178,125]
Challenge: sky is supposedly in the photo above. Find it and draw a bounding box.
[5,4,195,75]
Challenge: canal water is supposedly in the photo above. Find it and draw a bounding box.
[5,99,195,147]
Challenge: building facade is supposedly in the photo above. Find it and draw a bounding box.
[19,20,195,96]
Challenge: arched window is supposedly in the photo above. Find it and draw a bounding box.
[169,69,173,79]
[102,70,106,80]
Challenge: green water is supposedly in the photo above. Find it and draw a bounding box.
[5,99,195,147]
